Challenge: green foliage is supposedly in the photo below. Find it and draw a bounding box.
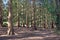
[2,0,57,27]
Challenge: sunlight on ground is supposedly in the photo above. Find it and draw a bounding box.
[45,35,57,37]
[21,37,45,40]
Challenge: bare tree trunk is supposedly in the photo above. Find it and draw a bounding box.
[16,0,20,27]
[51,20,54,29]
[7,0,14,35]
[56,14,60,30]
[25,0,29,28]
[55,0,60,30]
[0,0,3,28]
[26,13,28,27]
[31,0,37,30]
[16,14,20,27]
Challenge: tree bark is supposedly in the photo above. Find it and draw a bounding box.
[55,0,60,30]
[26,12,28,27]
[56,14,60,30]
[7,0,14,35]
[16,0,20,27]
[0,0,3,28]
[31,0,37,30]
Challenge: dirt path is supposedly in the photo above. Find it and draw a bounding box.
[0,27,60,40]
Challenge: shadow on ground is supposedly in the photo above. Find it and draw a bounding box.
[0,27,60,40]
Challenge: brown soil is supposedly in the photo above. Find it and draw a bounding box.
[0,27,60,40]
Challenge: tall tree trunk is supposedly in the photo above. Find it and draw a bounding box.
[0,0,3,28]
[17,14,20,27]
[7,0,14,35]
[55,0,60,30]
[56,14,60,30]
[44,8,48,29]
[26,12,28,27]
[17,0,20,27]
[51,20,54,28]
[26,0,29,28]
[31,0,37,30]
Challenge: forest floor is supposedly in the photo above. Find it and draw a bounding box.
[0,27,60,40]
